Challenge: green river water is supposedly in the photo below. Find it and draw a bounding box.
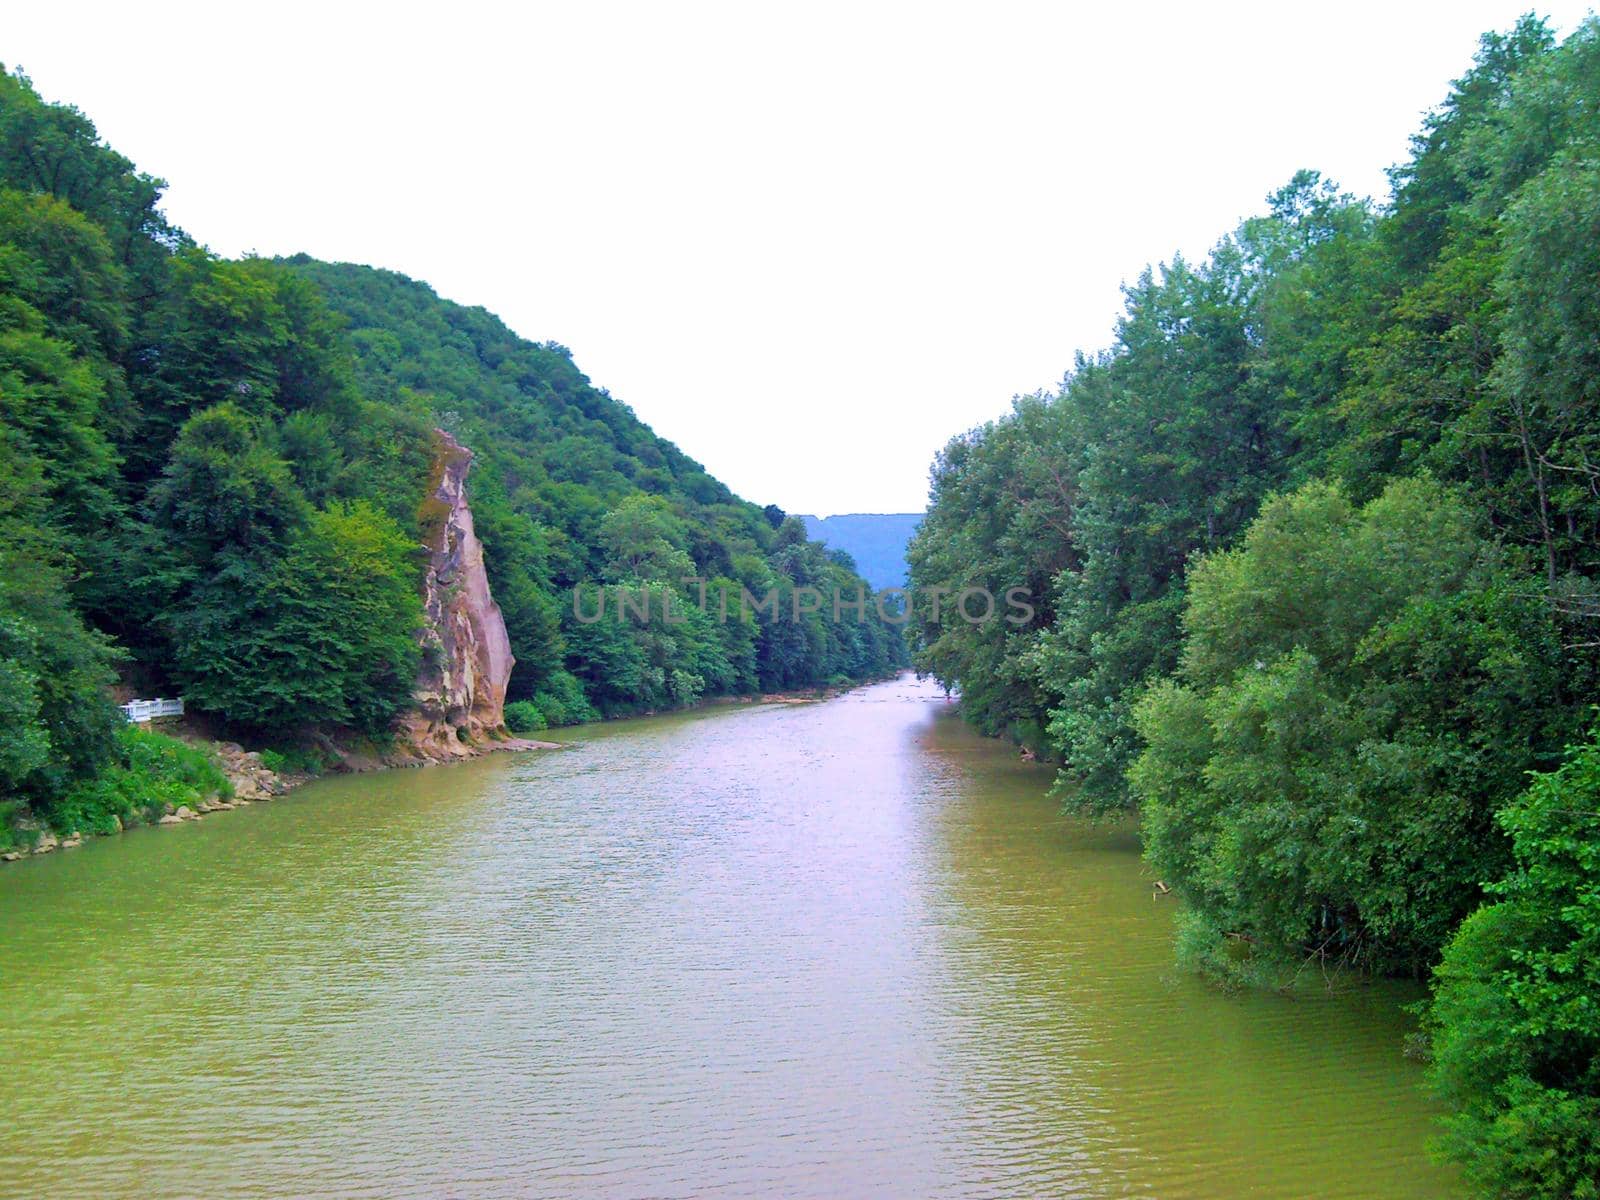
[0,676,1457,1198]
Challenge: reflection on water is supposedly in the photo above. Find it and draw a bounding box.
[0,676,1456,1197]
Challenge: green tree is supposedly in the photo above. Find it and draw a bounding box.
[165,499,421,735]
[1426,731,1600,1199]
[0,431,122,841]
[145,401,306,567]
[599,493,694,582]
[1132,479,1575,975]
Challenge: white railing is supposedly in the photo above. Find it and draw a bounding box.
[121,698,184,723]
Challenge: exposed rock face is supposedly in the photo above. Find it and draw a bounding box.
[393,431,516,762]
[213,744,295,800]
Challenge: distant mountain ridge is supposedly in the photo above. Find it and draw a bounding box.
[799,513,923,591]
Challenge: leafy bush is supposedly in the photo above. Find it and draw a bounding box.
[1131,479,1577,976]
[259,745,328,775]
[503,700,547,733]
[530,671,597,727]
[669,669,705,707]
[1425,731,1600,1199]
[50,726,231,834]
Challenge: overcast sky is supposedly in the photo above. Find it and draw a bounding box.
[6,3,1595,515]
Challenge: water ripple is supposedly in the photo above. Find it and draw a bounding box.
[0,678,1458,1198]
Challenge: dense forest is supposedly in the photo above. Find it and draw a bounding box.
[0,66,905,847]
[907,17,1598,1197]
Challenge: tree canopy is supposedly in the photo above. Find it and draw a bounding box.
[903,19,1600,1192]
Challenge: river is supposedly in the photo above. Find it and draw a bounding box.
[0,675,1456,1198]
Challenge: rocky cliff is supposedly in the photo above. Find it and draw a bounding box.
[392,431,518,762]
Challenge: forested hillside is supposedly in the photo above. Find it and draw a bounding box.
[283,258,907,714]
[907,17,1598,1194]
[799,512,922,590]
[0,66,905,847]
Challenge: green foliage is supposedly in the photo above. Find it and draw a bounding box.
[0,65,182,304]
[52,725,230,836]
[1328,17,1600,591]
[127,253,361,479]
[531,671,598,727]
[258,744,329,776]
[163,496,422,735]
[1489,150,1600,587]
[910,175,1381,811]
[0,190,125,613]
[599,493,694,582]
[1132,479,1575,975]
[1426,732,1600,1199]
[503,700,547,733]
[0,431,123,844]
[146,401,307,564]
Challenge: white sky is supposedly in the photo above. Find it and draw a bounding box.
[5,2,1595,516]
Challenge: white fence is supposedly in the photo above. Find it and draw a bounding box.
[121,698,184,723]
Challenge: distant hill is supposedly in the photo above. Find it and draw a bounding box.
[799,513,923,591]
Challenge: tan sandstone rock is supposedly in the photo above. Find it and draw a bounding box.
[392,431,516,763]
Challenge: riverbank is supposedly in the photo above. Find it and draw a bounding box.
[0,724,567,864]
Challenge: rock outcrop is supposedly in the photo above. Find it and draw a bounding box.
[213,743,297,800]
[392,431,518,762]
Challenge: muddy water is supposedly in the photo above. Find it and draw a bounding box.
[0,677,1455,1198]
